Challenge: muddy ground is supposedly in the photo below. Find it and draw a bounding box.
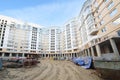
[0,59,104,80]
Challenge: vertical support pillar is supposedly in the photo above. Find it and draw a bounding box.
[85,50,87,56]
[110,39,120,60]
[91,47,95,57]
[45,54,46,58]
[95,44,101,57]
[16,53,19,58]
[77,53,79,57]
[87,49,90,57]
[2,53,5,57]
[9,53,12,57]
[22,53,25,57]
[48,54,49,58]
[56,54,57,58]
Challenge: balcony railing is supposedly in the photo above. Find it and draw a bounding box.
[89,27,98,35]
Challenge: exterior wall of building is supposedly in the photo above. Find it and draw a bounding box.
[77,0,120,59]
[41,28,49,55]
[42,28,61,55]
[78,0,98,51]
[0,15,43,57]
[0,0,120,59]
[92,0,120,38]
[63,17,79,55]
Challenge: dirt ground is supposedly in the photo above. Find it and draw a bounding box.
[0,59,104,80]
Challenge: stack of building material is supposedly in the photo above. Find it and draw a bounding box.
[72,57,92,69]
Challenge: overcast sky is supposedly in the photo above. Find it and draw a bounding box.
[0,0,85,27]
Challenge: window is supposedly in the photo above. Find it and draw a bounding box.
[100,20,104,25]
[98,15,102,19]
[112,16,120,25]
[101,27,107,32]
[104,0,109,2]
[107,1,114,10]
[94,2,98,7]
[110,9,117,17]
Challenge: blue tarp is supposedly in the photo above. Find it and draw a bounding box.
[72,57,92,69]
[0,58,2,70]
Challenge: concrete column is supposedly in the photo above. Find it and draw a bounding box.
[62,54,63,58]
[9,53,12,57]
[44,54,46,58]
[67,54,69,58]
[78,53,80,57]
[2,53,4,57]
[78,52,80,57]
[87,49,90,57]
[82,51,84,56]
[22,53,25,57]
[76,53,78,57]
[95,44,101,57]
[85,50,87,56]
[77,53,79,57]
[80,53,81,56]
[91,47,95,57]
[81,52,83,56]
[48,54,50,58]
[110,39,120,60]
[72,53,74,58]
[16,53,19,58]
[66,54,68,58]
[77,52,80,57]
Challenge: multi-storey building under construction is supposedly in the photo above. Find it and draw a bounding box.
[0,0,120,59]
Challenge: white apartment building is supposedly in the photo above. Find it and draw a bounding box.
[1,0,119,59]
[63,17,79,58]
[0,15,43,58]
[78,0,97,50]
[41,27,61,58]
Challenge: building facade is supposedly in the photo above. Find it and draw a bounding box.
[62,18,79,58]
[0,0,120,59]
[41,27,61,58]
[0,15,43,58]
[78,0,120,60]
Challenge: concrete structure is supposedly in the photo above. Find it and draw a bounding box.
[0,0,120,60]
[40,27,61,58]
[62,17,79,59]
[78,0,120,60]
[0,15,43,58]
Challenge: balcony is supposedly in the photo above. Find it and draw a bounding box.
[89,27,98,35]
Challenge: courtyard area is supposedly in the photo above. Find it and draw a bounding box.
[0,59,103,80]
